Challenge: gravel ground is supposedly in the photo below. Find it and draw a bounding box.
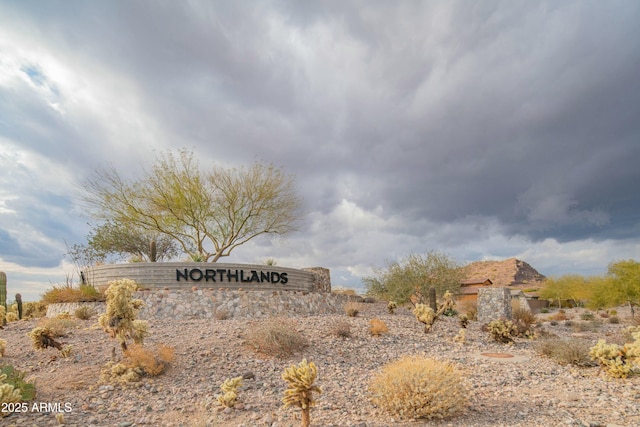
[1,303,639,427]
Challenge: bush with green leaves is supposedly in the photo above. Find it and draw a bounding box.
[0,364,36,401]
[369,355,468,420]
[363,251,464,305]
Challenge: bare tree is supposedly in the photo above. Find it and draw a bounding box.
[83,149,303,262]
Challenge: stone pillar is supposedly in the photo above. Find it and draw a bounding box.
[302,267,331,293]
[477,287,512,323]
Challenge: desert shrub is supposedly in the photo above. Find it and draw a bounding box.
[217,376,243,408]
[512,308,536,336]
[599,311,610,319]
[369,355,468,420]
[282,359,321,427]
[459,314,469,328]
[369,319,389,336]
[40,282,104,304]
[540,307,549,314]
[580,311,595,321]
[5,312,18,323]
[0,339,5,357]
[74,305,95,320]
[459,300,477,321]
[344,301,361,317]
[549,311,568,321]
[214,307,230,320]
[329,319,351,338]
[0,364,36,401]
[609,316,621,324]
[535,338,596,367]
[571,321,600,333]
[245,317,308,358]
[610,309,618,316]
[125,343,174,376]
[98,278,147,352]
[487,319,518,343]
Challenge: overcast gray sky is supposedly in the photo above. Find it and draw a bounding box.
[1,1,639,301]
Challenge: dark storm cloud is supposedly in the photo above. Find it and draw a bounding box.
[1,0,639,294]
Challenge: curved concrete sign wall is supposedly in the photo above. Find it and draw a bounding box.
[89,262,317,292]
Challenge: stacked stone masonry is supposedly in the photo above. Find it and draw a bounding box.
[46,289,352,320]
[477,287,513,323]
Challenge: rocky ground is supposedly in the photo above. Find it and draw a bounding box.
[1,303,639,427]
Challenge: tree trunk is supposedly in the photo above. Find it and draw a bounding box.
[301,408,310,427]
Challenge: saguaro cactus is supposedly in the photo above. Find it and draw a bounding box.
[15,293,22,320]
[0,272,6,325]
[150,240,157,262]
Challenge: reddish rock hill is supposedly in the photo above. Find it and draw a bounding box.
[463,258,546,287]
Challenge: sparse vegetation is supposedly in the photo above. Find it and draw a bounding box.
[74,305,96,320]
[369,355,468,420]
[487,319,518,344]
[217,376,243,408]
[98,278,147,352]
[41,282,104,304]
[282,359,321,427]
[536,338,596,367]
[344,301,361,317]
[245,317,308,357]
[369,318,389,336]
[329,319,352,338]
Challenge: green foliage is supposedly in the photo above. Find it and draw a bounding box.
[98,279,147,352]
[83,149,303,262]
[606,259,640,317]
[282,359,321,427]
[369,355,468,420]
[539,274,590,308]
[363,251,464,305]
[0,364,36,401]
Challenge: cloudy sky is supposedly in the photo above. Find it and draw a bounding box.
[1,1,639,301]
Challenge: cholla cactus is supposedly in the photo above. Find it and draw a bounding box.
[436,290,456,316]
[98,279,147,351]
[487,319,518,344]
[282,359,321,427]
[589,333,640,379]
[217,376,243,408]
[0,374,22,416]
[0,338,6,357]
[413,304,436,332]
[453,328,466,344]
[387,301,397,314]
[27,327,63,351]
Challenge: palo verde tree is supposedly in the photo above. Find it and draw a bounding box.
[363,250,464,305]
[607,259,640,318]
[82,149,303,262]
[86,220,179,262]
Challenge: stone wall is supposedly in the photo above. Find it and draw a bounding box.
[87,262,321,292]
[302,267,331,293]
[477,287,512,323]
[46,289,351,320]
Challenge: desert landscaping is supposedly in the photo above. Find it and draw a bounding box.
[0,296,639,427]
